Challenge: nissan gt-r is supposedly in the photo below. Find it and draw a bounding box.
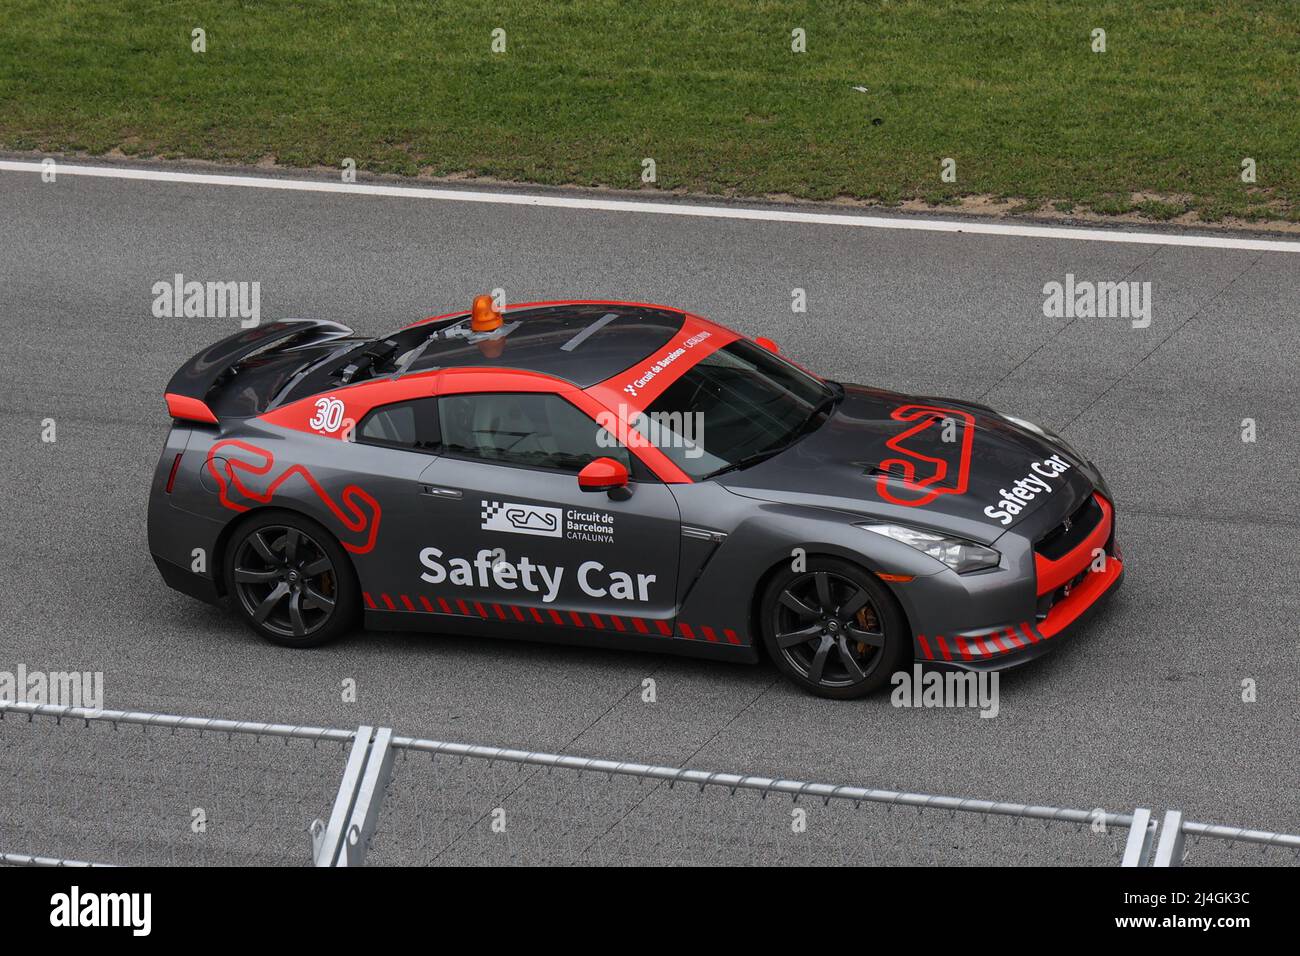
[149,296,1123,698]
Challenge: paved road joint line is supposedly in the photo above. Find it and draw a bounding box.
[3,159,1299,253]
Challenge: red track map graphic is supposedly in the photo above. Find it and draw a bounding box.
[875,404,975,507]
[207,440,382,553]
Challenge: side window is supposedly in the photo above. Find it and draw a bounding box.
[356,398,440,451]
[438,392,633,474]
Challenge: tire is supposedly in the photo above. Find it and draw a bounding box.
[758,557,909,699]
[223,510,359,648]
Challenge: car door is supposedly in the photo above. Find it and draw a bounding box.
[415,390,682,631]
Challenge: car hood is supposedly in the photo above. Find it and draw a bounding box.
[715,384,1095,546]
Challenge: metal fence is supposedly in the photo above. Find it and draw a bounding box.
[366,736,1139,866]
[0,703,353,866]
[1149,810,1300,867]
[2,701,1296,867]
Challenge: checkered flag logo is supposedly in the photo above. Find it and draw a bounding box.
[480,499,564,537]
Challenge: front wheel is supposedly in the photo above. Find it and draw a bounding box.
[759,558,909,699]
[224,511,359,648]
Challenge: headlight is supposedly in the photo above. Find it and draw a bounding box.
[858,523,1001,574]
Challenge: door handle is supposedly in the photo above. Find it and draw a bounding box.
[421,485,463,500]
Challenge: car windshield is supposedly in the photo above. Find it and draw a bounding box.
[638,339,836,479]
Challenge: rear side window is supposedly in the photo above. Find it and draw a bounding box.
[357,398,440,451]
[437,392,631,474]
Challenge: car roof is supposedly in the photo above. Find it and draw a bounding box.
[405,302,687,389]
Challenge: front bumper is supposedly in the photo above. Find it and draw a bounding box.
[916,556,1124,671]
[906,490,1123,672]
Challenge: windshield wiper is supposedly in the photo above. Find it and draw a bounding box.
[804,383,841,428]
[702,444,792,480]
[703,385,841,480]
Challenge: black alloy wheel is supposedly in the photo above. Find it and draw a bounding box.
[226,513,358,648]
[760,558,907,698]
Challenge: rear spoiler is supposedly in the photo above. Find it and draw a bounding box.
[164,319,353,422]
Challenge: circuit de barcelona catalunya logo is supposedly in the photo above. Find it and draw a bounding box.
[481,500,563,537]
[875,404,975,507]
[207,439,381,553]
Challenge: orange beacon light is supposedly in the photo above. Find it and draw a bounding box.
[470,294,503,333]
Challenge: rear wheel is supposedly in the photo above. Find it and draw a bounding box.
[224,511,358,648]
[759,558,908,699]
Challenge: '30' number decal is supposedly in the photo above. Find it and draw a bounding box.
[309,397,346,434]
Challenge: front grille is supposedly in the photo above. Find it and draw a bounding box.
[1035,494,1102,561]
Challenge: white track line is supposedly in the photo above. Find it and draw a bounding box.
[4,159,1298,253]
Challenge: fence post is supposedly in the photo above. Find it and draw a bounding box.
[312,726,374,867]
[1120,808,1156,867]
[341,727,395,867]
[1152,810,1185,867]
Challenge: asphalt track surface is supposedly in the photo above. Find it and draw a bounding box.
[1,159,1297,865]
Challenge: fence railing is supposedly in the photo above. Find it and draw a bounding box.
[367,734,1145,866]
[1,700,1295,867]
[1151,809,1300,867]
[0,851,112,868]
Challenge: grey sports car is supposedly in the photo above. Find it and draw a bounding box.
[150,296,1122,698]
